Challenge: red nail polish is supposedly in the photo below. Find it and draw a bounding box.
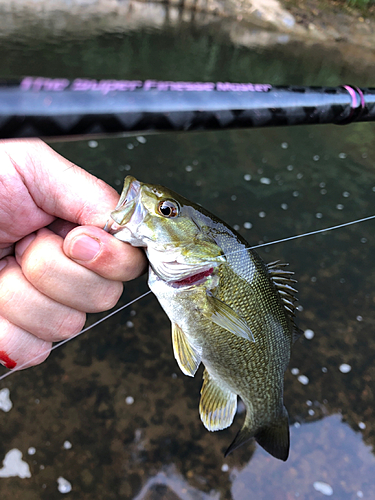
[0,351,17,369]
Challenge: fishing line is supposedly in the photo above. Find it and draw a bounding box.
[225,214,375,257]
[0,290,152,382]
[0,213,373,382]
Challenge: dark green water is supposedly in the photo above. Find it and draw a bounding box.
[1,12,375,500]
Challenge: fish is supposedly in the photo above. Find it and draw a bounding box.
[107,176,302,461]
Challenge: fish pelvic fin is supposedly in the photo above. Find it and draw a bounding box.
[172,323,201,377]
[205,291,255,342]
[199,369,237,432]
[225,406,290,461]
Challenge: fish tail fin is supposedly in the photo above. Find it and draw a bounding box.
[255,406,290,461]
[224,406,290,461]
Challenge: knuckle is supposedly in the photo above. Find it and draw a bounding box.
[54,311,86,341]
[24,345,51,368]
[89,282,123,312]
[23,252,54,289]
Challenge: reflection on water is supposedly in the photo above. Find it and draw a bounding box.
[1,8,375,500]
[133,466,220,500]
[232,415,375,499]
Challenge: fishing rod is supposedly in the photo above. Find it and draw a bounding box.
[0,77,374,139]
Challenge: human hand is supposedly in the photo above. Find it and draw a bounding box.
[0,139,147,370]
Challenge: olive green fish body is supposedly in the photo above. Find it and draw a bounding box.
[109,176,300,460]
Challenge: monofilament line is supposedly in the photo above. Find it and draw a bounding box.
[223,214,375,258]
[0,290,152,382]
[250,214,375,250]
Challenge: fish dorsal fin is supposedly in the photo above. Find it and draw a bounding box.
[205,291,255,342]
[292,324,303,344]
[199,369,237,431]
[267,261,301,340]
[172,323,201,377]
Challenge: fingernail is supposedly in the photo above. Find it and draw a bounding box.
[15,233,36,258]
[70,235,101,261]
[0,258,8,272]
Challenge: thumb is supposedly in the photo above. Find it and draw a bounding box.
[63,225,147,282]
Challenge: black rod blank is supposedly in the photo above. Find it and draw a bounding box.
[0,77,374,138]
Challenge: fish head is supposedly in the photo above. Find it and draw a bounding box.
[108,176,225,283]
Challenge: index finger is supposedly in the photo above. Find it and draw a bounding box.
[1,139,119,228]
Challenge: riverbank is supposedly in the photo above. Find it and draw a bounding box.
[1,0,375,76]
[1,0,375,47]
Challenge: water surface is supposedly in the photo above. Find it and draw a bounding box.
[0,10,375,500]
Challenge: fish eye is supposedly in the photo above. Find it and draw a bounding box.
[157,200,179,218]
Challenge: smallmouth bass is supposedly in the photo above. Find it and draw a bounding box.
[108,176,301,461]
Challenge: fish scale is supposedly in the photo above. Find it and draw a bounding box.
[109,176,301,461]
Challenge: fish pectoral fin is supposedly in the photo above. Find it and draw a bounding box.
[255,406,290,461]
[172,323,201,377]
[199,369,237,431]
[205,292,255,342]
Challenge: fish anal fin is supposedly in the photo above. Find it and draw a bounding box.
[205,292,255,342]
[172,323,201,377]
[199,369,237,432]
[255,406,290,461]
[224,410,255,457]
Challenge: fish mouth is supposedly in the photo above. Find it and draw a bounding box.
[110,176,141,227]
[105,176,147,244]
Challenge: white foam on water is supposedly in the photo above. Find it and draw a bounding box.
[313,481,333,496]
[297,375,309,385]
[339,363,351,374]
[57,477,72,494]
[304,329,315,340]
[0,388,12,412]
[0,449,31,478]
[260,177,271,185]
